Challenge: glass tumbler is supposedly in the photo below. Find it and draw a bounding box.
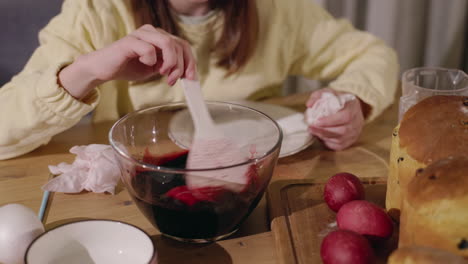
[399,67,468,120]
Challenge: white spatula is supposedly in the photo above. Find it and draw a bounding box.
[181,79,249,192]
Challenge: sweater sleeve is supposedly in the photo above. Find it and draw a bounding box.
[0,0,101,160]
[288,0,399,121]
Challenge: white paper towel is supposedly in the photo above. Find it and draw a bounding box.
[43,144,121,194]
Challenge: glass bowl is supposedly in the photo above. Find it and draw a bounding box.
[109,102,282,243]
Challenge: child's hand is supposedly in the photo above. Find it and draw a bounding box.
[59,25,196,99]
[91,24,196,84]
[307,88,365,151]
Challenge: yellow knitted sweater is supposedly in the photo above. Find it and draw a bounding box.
[0,0,399,159]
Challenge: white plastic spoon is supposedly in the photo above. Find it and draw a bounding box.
[181,79,249,192]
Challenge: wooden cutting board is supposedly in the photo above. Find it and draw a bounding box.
[267,177,398,264]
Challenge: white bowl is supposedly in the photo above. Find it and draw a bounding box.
[25,220,156,264]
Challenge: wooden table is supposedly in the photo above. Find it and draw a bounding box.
[0,92,399,264]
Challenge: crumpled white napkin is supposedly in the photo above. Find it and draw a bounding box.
[274,92,356,155]
[43,144,121,195]
[305,92,356,126]
[277,92,356,132]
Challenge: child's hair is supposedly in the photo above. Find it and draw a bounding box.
[132,0,259,74]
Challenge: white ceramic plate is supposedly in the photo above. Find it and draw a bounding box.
[25,220,156,264]
[168,100,314,158]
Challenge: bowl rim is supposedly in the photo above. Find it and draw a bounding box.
[24,219,156,264]
[108,101,283,173]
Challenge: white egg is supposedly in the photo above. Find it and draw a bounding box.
[0,204,45,264]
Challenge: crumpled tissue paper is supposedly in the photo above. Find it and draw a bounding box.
[305,92,356,126]
[43,144,121,194]
[277,91,356,132]
[273,91,356,155]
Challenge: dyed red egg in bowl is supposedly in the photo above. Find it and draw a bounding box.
[109,102,283,243]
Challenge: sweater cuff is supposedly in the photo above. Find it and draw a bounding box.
[35,62,100,120]
[328,81,382,122]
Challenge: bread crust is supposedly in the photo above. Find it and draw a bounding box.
[388,246,468,264]
[399,156,468,257]
[386,95,468,220]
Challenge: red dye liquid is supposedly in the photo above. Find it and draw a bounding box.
[129,150,263,240]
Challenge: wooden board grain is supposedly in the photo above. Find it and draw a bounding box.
[267,178,397,264]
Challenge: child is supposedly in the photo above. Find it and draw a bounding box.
[0,0,399,160]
